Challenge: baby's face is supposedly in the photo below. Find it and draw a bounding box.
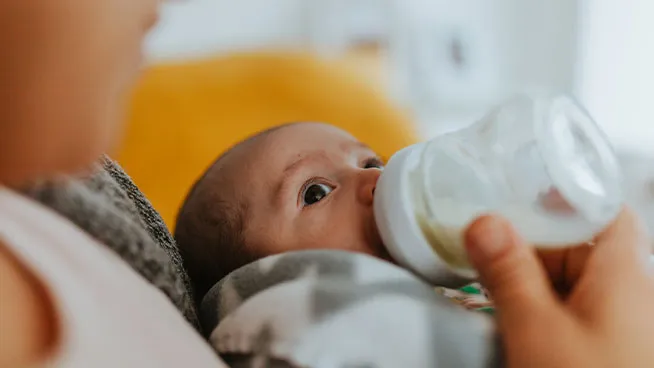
[224,123,390,261]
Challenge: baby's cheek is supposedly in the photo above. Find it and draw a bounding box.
[326,235,377,257]
[344,241,390,262]
[303,212,381,256]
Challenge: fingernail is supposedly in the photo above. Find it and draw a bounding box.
[465,216,511,264]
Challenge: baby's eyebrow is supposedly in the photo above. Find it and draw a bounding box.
[343,140,374,153]
[273,152,328,205]
[283,154,315,175]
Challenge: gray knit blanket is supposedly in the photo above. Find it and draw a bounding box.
[23,156,199,329]
[200,250,501,368]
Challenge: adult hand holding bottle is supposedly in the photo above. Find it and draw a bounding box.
[465,208,654,367]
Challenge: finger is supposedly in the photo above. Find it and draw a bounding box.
[567,209,652,321]
[537,248,567,286]
[538,245,592,295]
[590,208,650,282]
[465,215,561,323]
[563,245,592,291]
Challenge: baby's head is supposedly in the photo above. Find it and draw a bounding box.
[176,123,389,298]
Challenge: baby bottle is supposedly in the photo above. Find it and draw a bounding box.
[374,94,624,287]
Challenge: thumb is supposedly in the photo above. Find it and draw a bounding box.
[464,215,560,320]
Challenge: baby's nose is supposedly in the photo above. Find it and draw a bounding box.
[358,169,382,206]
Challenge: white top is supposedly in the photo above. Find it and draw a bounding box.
[0,187,227,368]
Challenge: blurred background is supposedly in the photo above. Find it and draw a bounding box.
[116,0,653,231]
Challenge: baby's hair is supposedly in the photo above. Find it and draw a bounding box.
[175,167,249,305]
[175,123,298,304]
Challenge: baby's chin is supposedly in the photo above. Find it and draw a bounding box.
[369,234,395,264]
[378,246,396,264]
[365,220,395,263]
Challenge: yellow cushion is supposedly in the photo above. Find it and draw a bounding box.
[115,51,419,229]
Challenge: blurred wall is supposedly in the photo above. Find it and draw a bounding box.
[145,0,309,60]
[576,0,654,157]
[146,0,578,91]
[145,0,652,156]
[146,0,579,137]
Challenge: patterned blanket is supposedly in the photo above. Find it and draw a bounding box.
[200,250,501,368]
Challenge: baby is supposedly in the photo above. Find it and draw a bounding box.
[175,122,391,300]
[175,122,492,309]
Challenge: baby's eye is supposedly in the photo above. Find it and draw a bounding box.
[363,157,385,170]
[302,183,334,206]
